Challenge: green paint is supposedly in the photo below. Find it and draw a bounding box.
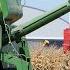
[0,0,8,18]
[0,0,70,70]
[0,25,2,49]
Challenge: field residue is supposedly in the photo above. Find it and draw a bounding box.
[30,46,70,70]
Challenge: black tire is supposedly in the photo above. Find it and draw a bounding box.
[0,60,3,70]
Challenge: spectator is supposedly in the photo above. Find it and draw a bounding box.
[42,40,49,47]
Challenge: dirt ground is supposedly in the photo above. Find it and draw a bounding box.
[30,46,70,70]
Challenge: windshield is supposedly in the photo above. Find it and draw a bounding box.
[12,0,69,39]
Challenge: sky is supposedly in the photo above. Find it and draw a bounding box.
[13,0,69,39]
[21,0,67,11]
[21,0,68,23]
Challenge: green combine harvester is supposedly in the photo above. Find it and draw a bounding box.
[0,0,70,70]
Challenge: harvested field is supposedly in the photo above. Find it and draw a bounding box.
[30,46,70,70]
